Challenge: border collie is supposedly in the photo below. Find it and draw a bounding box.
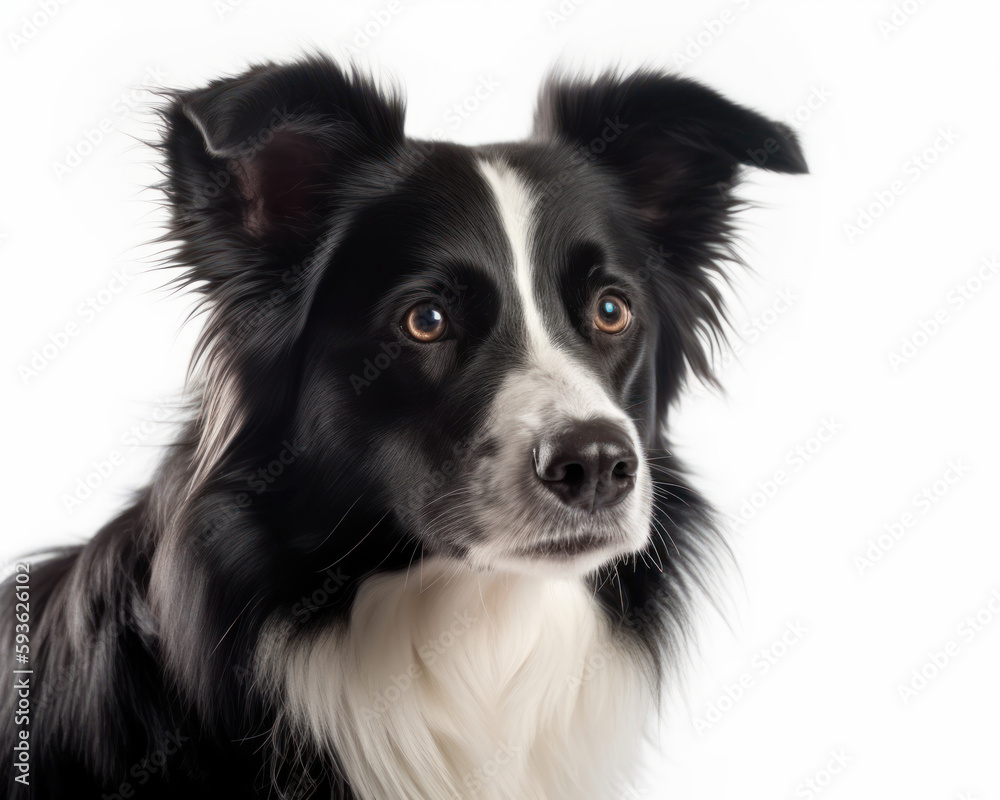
[2,56,806,799]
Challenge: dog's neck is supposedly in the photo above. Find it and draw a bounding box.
[265,560,653,799]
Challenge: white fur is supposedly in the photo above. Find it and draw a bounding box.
[262,560,652,800]
[477,161,551,361]
[188,367,246,492]
[256,160,658,799]
[471,160,653,575]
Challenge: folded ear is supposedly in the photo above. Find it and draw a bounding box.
[534,70,806,231]
[534,71,807,409]
[160,56,405,283]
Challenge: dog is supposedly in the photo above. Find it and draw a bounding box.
[1,56,805,799]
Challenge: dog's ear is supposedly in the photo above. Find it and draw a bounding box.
[534,71,807,413]
[160,56,405,280]
[534,70,806,225]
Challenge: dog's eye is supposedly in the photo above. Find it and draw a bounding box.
[403,302,448,342]
[593,294,631,335]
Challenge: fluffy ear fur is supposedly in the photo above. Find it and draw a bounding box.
[156,58,409,486]
[160,55,406,291]
[534,70,807,412]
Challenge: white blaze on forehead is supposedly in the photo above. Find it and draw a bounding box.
[456,161,654,573]
[476,158,623,422]
[477,160,555,357]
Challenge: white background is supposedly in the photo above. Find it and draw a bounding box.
[2,1,999,798]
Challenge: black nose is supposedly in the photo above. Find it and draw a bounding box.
[534,420,638,512]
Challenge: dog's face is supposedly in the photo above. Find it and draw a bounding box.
[303,145,659,576]
[163,59,805,579]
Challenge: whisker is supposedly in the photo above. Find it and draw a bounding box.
[307,493,365,552]
[317,511,390,572]
[650,511,680,558]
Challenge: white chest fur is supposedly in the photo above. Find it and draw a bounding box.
[271,561,652,800]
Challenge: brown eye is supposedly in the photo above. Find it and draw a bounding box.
[403,301,448,342]
[593,294,631,334]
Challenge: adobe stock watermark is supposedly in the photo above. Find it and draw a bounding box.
[693,620,808,735]
[361,609,477,720]
[843,126,959,243]
[878,0,933,41]
[727,287,798,354]
[343,0,403,52]
[690,287,797,392]
[745,130,807,170]
[12,563,31,787]
[886,255,998,370]
[455,738,522,799]
[531,114,629,212]
[701,84,827,184]
[7,0,73,53]
[218,248,325,348]
[429,75,502,141]
[178,108,292,223]
[792,749,853,799]
[896,588,1000,705]
[349,341,402,395]
[730,417,843,531]
[671,0,754,69]
[52,66,168,180]
[564,639,619,690]
[783,84,834,129]
[100,728,190,800]
[213,0,250,20]
[545,0,588,30]
[350,280,467,394]
[852,459,970,574]
[18,266,134,386]
[406,435,478,511]
[60,400,178,513]
[196,438,308,545]
[291,566,350,623]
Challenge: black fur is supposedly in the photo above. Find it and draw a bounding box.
[1,56,805,798]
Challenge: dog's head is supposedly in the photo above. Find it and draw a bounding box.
[161,57,805,580]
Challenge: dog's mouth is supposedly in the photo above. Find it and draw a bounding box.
[513,533,616,559]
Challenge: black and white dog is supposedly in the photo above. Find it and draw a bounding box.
[2,56,805,799]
